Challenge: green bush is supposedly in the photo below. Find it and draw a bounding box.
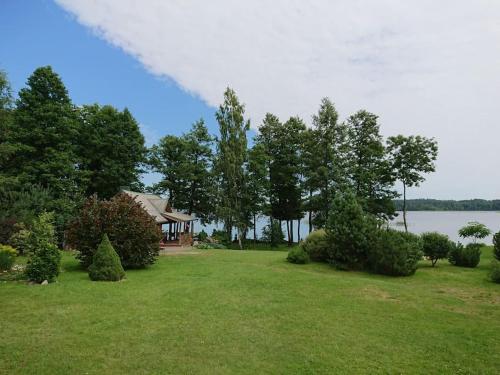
[261,220,284,247]
[458,222,490,243]
[326,192,378,270]
[9,212,56,256]
[368,230,423,276]
[25,242,61,283]
[448,243,481,268]
[489,259,500,283]
[88,234,125,281]
[0,244,17,271]
[301,229,328,262]
[493,231,500,261]
[198,230,208,242]
[66,193,162,269]
[287,247,310,264]
[211,230,231,245]
[421,232,453,267]
[195,242,227,250]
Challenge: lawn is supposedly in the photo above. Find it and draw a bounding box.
[1,248,499,374]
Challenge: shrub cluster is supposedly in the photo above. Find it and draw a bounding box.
[0,245,17,271]
[368,230,423,276]
[448,243,481,268]
[66,193,162,269]
[421,232,454,267]
[287,247,310,264]
[195,242,227,250]
[300,229,328,262]
[88,234,125,281]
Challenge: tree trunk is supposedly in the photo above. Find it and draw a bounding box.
[403,182,408,233]
[297,219,301,242]
[290,220,294,244]
[253,213,257,244]
[238,228,243,250]
[286,220,291,247]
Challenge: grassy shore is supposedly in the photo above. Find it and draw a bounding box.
[1,248,499,374]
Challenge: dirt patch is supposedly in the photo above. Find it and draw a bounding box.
[437,287,500,305]
[360,286,399,302]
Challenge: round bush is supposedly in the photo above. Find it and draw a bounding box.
[287,247,310,264]
[0,244,17,271]
[261,220,284,247]
[448,243,481,268]
[66,194,162,269]
[89,234,125,281]
[493,231,500,261]
[421,232,453,267]
[301,229,328,262]
[489,259,500,283]
[25,242,61,283]
[368,230,423,277]
[326,192,378,270]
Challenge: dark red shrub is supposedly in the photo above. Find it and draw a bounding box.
[66,193,161,268]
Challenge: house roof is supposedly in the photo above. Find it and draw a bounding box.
[121,190,196,224]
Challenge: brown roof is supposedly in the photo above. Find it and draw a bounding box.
[122,190,195,224]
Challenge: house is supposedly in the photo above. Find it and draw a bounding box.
[122,190,196,246]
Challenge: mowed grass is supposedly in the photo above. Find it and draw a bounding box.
[1,248,499,374]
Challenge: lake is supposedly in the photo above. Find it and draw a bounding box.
[199,211,500,244]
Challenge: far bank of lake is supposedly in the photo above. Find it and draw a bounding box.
[199,211,500,244]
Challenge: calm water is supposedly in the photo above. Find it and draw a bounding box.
[390,211,500,243]
[199,211,500,244]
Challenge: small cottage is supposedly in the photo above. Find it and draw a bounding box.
[122,190,196,246]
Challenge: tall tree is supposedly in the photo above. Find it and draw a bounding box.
[345,110,396,220]
[77,104,146,199]
[257,114,305,246]
[149,119,214,223]
[307,98,349,228]
[6,66,81,198]
[387,135,438,232]
[0,70,16,181]
[214,88,250,249]
[245,142,268,242]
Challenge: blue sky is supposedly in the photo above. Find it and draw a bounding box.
[0,0,221,145]
[1,1,500,199]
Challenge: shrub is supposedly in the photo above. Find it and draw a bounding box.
[211,229,231,245]
[489,259,500,283]
[195,242,227,250]
[8,224,31,255]
[0,244,17,271]
[326,191,378,270]
[493,231,500,261]
[198,230,208,242]
[368,229,423,276]
[287,247,310,264]
[261,220,284,247]
[448,243,481,268]
[458,222,490,243]
[421,232,453,267]
[66,193,162,269]
[25,242,61,283]
[301,229,328,262]
[88,234,125,281]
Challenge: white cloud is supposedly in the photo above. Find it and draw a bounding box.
[56,0,500,199]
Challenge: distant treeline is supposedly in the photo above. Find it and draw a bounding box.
[394,199,500,211]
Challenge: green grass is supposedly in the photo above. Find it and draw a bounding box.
[1,248,499,374]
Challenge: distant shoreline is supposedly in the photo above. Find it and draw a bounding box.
[393,199,500,211]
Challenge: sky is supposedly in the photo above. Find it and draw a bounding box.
[1,0,499,199]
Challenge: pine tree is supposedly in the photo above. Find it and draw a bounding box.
[88,234,126,281]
